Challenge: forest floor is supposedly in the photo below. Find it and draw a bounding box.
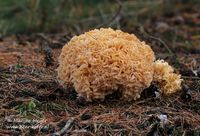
[0,5,200,136]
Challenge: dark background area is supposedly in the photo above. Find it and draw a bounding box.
[0,0,199,35]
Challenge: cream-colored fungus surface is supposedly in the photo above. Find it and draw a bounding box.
[57,28,182,101]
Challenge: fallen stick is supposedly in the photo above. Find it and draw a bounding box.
[52,118,74,136]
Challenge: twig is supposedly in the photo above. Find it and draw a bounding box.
[182,76,200,80]
[71,129,88,133]
[37,33,50,43]
[140,27,175,57]
[0,129,20,136]
[37,33,63,49]
[36,33,54,67]
[52,118,74,136]
[43,46,54,67]
[0,75,12,83]
[96,0,122,28]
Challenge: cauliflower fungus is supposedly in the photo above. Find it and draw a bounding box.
[153,60,182,94]
[57,28,182,101]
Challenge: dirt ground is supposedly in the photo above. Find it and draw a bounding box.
[0,7,200,136]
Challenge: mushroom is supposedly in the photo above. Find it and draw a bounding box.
[57,28,182,101]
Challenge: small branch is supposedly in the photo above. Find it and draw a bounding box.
[43,46,54,67]
[37,33,64,49]
[96,0,122,28]
[37,33,50,44]
[52,118,74,136]
[140,27,176,57]
[182,76,200,80]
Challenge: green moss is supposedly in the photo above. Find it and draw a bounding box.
[16,100,43,117]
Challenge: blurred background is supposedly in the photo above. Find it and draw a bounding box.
[0,0,199,36]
